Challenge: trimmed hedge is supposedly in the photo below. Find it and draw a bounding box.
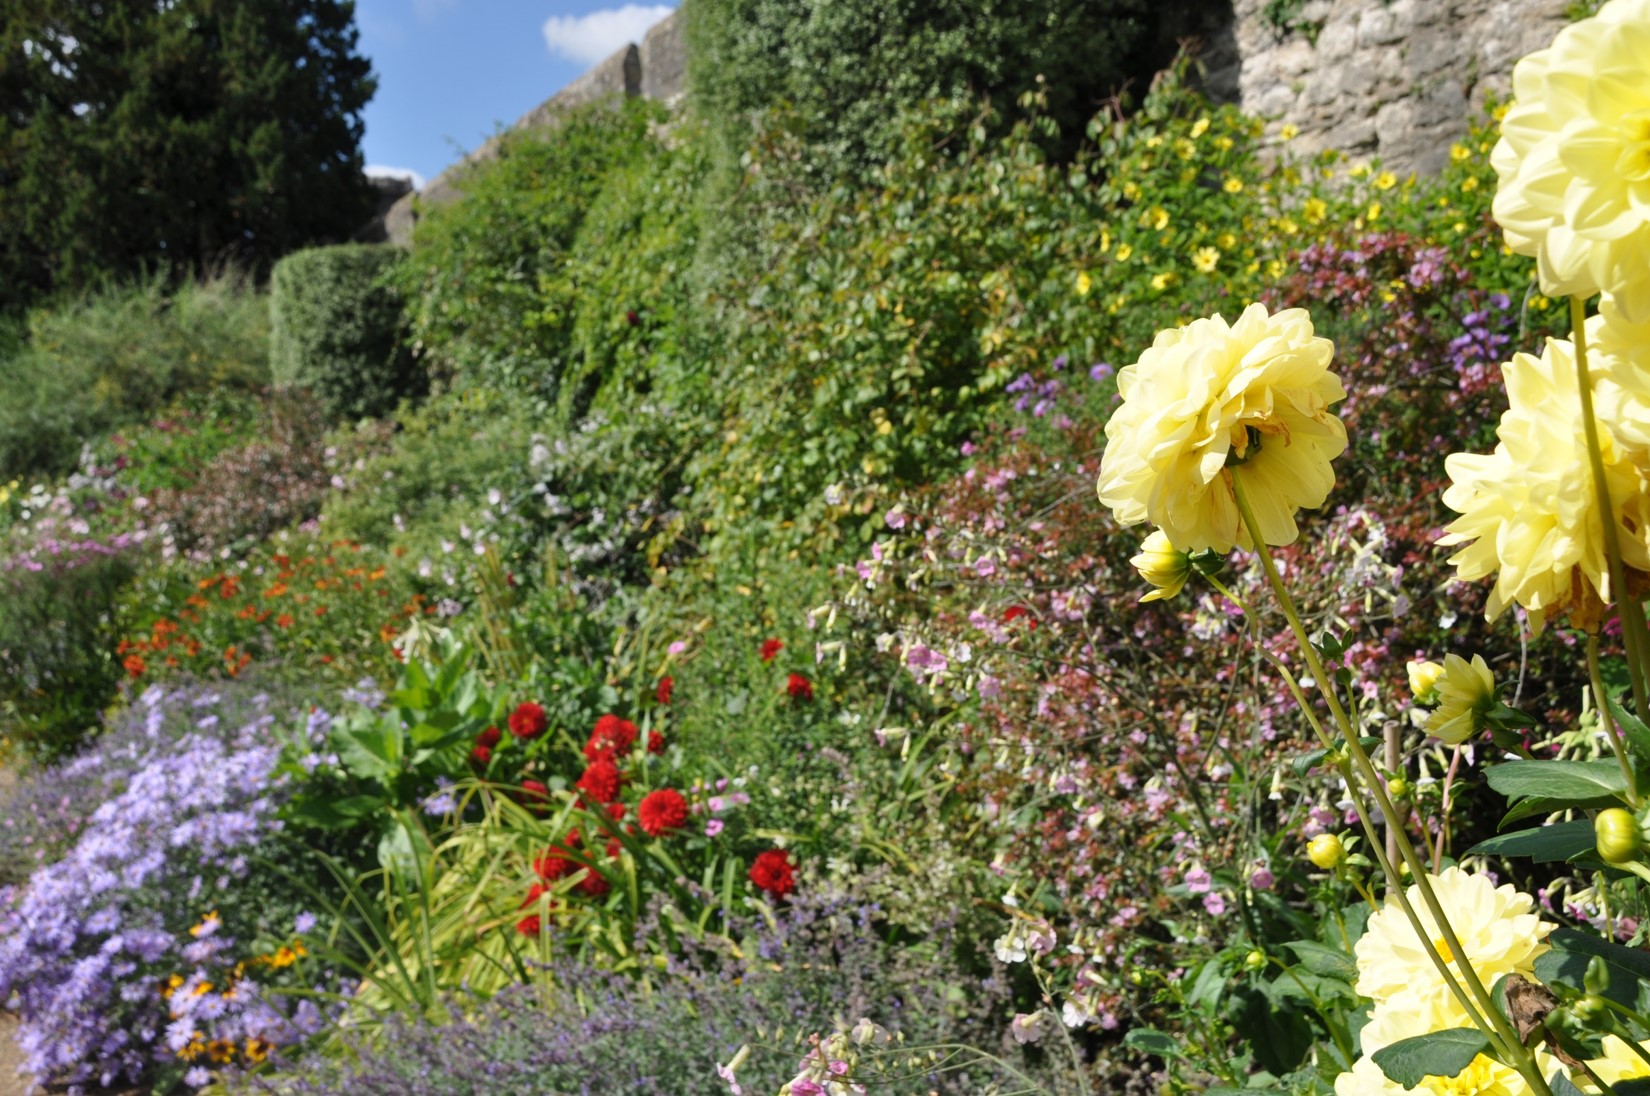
[269,244,422,420]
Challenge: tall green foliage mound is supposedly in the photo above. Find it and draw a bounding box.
[0,274,271,479]
[685,0,1154,177]
[270,244,422,421]
[0,0,377,311]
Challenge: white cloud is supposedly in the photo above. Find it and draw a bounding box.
[541,5,674,65]
[365,164,427,190]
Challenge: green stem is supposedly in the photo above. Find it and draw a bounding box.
[1588,633,1639,808]
[1230,470,1546,1091]
[1572,295,1650,722]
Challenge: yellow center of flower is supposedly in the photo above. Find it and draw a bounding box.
[1423,1055,1497,1096]
[1618,111,1650,183]
[1432,936,1456,964]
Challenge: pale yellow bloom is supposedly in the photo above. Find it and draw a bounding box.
[1279,123,1299,140]
[1354,866,1552,1012]
[1373,171,1397,191]
[1151,207,1170,231]
[1192,246,1220,273]
[1190,116,1210,139]
[1407,659,1444,704]
[1096,303,1346,552]
[1461,175,1480,193]
[1426,653,1495,744]
[1592,298,1650,458]
[1222,176,1244,194]
[1450,143,1471,164]
[1130,530,1192,602]
[1149,271,1175,291]
[1339,989,1543,1095]
[1580,1034,1650,1090]
[1075,271,1092,297]
[1303,197,1328,223]
[1491,0,1650,320]
[1115,243,1133,263]
[1440,328,1650,631]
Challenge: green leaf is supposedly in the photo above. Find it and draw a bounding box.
[1467,819,1597,863]
[1501,794,1622,827]
[334,721,403,784]
[1122,1028,1182,1059]
[1534,927,1650,1009]
[1369,1028,1491,1088]
[1284,940,1358,982]
[1485,759,1627,805]
[1227,985,1313,1074]
[1609,696,1650,799]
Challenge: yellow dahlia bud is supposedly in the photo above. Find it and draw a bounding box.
[1595,808,1643,865]
[1407,659,1445,705]
[1491,0,1650,320]
[1130,530,1193,603]
[1096,303,1346,552]
[1306,833,1345,870]
[1425,654,1496,745]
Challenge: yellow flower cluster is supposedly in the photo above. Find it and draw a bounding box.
[1096,303,1346,553]
[1491,0,1650,320]
[1443,0,1650,632]
[1336,868,1552,1096]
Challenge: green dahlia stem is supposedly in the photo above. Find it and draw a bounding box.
[1588,634,1638,809]
[1571,294,1650,725]
[1230,470,1549,1092]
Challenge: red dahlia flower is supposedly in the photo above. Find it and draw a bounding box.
[760,638,784,663]
[508,702,548,740]
[786,673,814,701]
[519,780,550,810]
[584,714,638,760]
[656,676,674,704]
[470,744,492,766]
[749,849,796,898]
[516,914,543,936]
[476,725,502,748]
[576,758,622,805]
[637,788,688,837]
[647,731,665,755]
[577,869,610,898]
[533,842,578,882]
[520,882,549,908]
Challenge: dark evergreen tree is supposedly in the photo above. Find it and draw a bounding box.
[0,0,377,309]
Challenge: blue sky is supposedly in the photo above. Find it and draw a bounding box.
[354,1,676,188]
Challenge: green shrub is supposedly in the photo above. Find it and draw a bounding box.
[685,0,1154,180]
[0,272,269,479]
[269,244,422,420]
[396,99,663,398]
[0,547,138,763]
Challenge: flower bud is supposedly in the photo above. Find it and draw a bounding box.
[1243,949,1267,972]
[1573,994,1610,1027]
[1584,955,1612,998]
[1130,530,1193,603]
[1595,808,1642,865]
[1387,777,1411,801]
[1425,653,1496,745]
[1306,833,1346,870]
[1407,660,1444,705]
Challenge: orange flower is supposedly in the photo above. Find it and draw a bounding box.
[369,566,386,581]
[276,614,294,629]
[123,654,146,678]
[314,605,328,617]
[263,582,288,599]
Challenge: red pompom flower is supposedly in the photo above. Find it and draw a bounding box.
[469,744,492,766]
[576,757,622,805]
[584,714,638,760]
[786,672,814,701]
[637,788,688,837]
[519,780,550,811]
[647,731,665,755]
[508,702,548,740]
[516,914,543,936]
[476,725,502,748]
[760,638,784,663]
[749,849,796,898]
[656,676,674,704]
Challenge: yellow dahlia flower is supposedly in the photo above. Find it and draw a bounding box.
[1592,298,1650,459]
[1491,0,1650,320]
[1130,530,1193,602]
[1579,1034,1650,1090]
[1407,659,1445,705]
[1426,653,1496,745]
[1354,866,1552,1012]
[1096,303,1346,552]
[1439,333,1650,632]
[1332,1049,1533,1096]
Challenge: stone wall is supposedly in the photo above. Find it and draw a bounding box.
[377,0,1574,244]
[1229,0,1570,175]
[379,9,686,246]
